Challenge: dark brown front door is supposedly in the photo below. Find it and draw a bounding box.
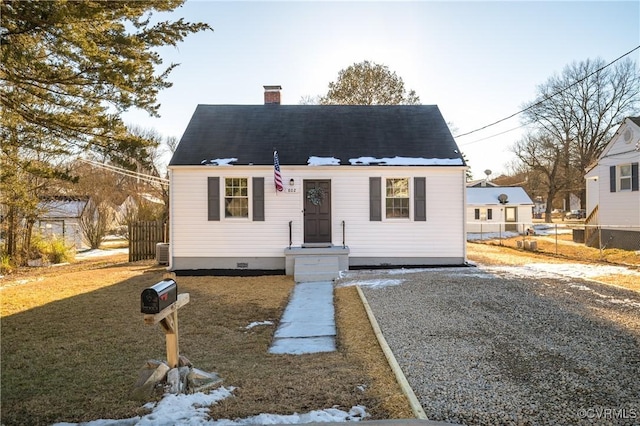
[304,180,331,244]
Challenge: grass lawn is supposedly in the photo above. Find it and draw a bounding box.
[471,236,640,291]
[0,256,411,426]
[3,240,637,425]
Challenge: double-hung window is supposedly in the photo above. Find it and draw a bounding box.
[208,177,264,221]
[618,164,632,191]
[224,178,248,218]
[369,177,426,221]
[385,178,409,218]
[610,163,638,193]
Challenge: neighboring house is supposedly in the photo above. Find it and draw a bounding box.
[584,117,640,250]
[466,186,534,234]
[167,86,468,275]
[37,196,88,249]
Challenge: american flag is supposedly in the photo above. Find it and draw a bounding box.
[273,150,284,192]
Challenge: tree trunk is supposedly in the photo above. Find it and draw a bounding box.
[544,189,556,223]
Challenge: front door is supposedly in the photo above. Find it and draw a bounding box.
[304,180,331,244]
[505,207,517,232]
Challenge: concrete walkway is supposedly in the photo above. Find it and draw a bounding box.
[268,281,336,355]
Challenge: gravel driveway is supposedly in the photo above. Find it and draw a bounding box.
[338,265,640,425]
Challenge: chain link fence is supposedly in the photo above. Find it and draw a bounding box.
[467,222,640,265]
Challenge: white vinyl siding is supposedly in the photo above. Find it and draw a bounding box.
[466,205,532,234]
[598,161,640,228]
[169,166,466,261]
[585,121,640,234]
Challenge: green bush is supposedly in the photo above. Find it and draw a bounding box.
[0,253,14,274]
[30,234,75,264]
[47,237,75,264]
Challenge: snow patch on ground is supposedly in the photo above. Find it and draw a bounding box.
[483,262,640,281]
[54,387,368,425]
[336,278,405,289]
[245,321,274,329]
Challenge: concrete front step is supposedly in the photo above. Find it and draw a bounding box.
[294,256,340,283]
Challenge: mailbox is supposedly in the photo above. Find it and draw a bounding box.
[141,279,178,314]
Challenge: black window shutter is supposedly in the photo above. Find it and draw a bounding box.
[253,177,265,221]
[488,209,493,220]
[632,162,639,192]
[610,166,616,192]
[207,177,220,221]
[474,209,480,220]
[369,177,381,221]
[414,177,426,221]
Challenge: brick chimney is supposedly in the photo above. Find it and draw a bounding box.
[263,85,282,105]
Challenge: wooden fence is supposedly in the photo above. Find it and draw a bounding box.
[129,221,166,262]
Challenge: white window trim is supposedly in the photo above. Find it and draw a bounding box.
[618,164,632,192]
[223,177,252,220]
[384,177,412,221]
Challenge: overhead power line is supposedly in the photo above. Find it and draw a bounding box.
[453,45,640,140]
[79,158,169,186]
[458,123,532,147]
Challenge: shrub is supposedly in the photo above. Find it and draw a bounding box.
[30,234,75,265]
[0,253,14,274]
[47,237,75,264]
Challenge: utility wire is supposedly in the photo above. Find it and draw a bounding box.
[458,123,533,147]
[79,158,169,186]
[453,45,640,140]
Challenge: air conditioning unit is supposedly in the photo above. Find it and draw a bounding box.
[156,243,169,265]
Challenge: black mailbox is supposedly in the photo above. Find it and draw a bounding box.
[141,279,178,314]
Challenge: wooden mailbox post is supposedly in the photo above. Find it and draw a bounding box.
[142,278,190,368]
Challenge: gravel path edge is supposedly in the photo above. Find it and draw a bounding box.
[355,285,430,421]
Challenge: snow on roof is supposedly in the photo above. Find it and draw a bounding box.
[308,156,341,166]
[195,156,465,167]
[201,158,238,166]
[349,156,464,166]
[467,186,534,205]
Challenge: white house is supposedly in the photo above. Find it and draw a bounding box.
[466,186,534,234]
[584,117,640,250]
[167,87,468,275]
[37,196,88,249]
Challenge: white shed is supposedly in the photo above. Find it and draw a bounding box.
[37,196,88,249]
[466,187,534,234]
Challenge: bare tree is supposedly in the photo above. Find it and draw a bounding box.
[79,198,113,249]
[512,132,566,222]
[299,95,320,105]
[521,57,640,208]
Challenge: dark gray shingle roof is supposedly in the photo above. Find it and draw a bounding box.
[169,105,465,166]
